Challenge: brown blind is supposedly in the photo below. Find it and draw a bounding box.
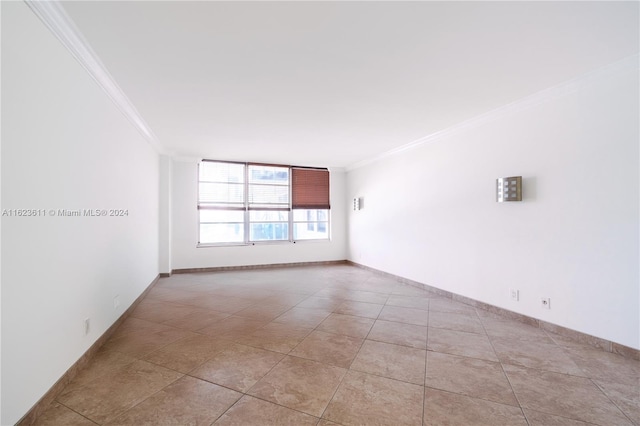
[291,168,330,209]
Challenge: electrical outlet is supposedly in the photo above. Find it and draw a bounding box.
[541,297,551,309]
[114,295,120,310]
[509,288,519,301]
[84,318,91,335]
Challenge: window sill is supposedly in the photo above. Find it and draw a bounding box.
[197,239,330,248]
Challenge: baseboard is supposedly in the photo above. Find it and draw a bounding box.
[17,274,162,426]
[346,261,640,360]
[172,259,349,274]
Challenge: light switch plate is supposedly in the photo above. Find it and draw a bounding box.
[497,176,522,202]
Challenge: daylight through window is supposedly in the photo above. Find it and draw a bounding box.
[198,160,330,245]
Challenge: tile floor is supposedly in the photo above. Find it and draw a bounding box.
[35,265,639,425]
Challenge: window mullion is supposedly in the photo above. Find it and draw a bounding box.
[289,168,293,242]
[243,162,249,244]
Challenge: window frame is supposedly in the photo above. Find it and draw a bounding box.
[197,160,330,247]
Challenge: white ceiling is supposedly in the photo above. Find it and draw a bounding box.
[61,1,638,169]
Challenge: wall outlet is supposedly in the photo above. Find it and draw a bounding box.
[114,295,120,310]
[84,318,91,335]
[509,288,519,301]
[541,297,551,309]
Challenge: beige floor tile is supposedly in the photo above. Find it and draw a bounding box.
[392,283,433,296]
[545,331,612,353]
[197,316,268,339]
[57,360,183,424]
[106,376,241,425]
[145,287,196,304]
[102,327,192,358]
[343,290,390,304]
[261,292,311,306]
[351,340,426,385]
[316,420,341,426]
[63,349,138,393]
[290,330,363,368]
[143,334,232,373]
[184,295,256,313]
[273,307,332,328]
[144,286,179,300]
[314,287,352,299]
[33,403,97,426]
[385,295,431,311]
[323,370,423,426]
[503,364,633,425]
[480,317,554,343]
[490,337,585,376]
[130,300,196,324]
[295,296,344,311]
[368,319,428,349]
[425,352,518,406]
[234,303,291,321]
[378,305,429,327]
[423,388,527,426]
[428,299,478,316]
[160,308,230,331]
[110,317,180,340]
[428,311,485,334]
[247,355,346,417]
[523,409,594,425]
[214,395,318,425]
[235,322,312,353]
[594,379,640,424]
[317,313,375,338]
[215,287,274,300]
[563,345,640,387]
[190,343,284,392]
[334,300,384,319]
[427,328,498,362]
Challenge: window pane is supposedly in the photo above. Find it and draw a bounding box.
[293,222,329,240]
[200,223,244,244]
[293,209,328,221]
[248,165,289,184]
[248,165,289,209]
[200,162,244,183]
[248,184,289,206]
[199,182,244,206]
[200,210,244,223]
[249,210,289,221]
[250,223,289,241]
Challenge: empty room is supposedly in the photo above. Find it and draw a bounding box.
[1,1,638,425]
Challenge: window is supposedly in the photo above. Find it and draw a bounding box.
[198,160,330,245]
[248,164,290,241]
[291,167,330,240]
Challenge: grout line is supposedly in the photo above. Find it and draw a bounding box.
[423,303,430,426]
[589,379,636,426]
[477,316,528,422]
[54,401,100,425]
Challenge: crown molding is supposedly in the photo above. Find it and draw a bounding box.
[346,54,639,172]
[24,0,166,155]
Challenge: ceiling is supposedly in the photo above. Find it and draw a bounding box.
[60,1,638,169]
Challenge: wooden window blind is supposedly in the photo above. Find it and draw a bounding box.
[291,167,330,210]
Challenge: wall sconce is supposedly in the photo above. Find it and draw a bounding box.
[353,197,364,210]
[496,176,522,202]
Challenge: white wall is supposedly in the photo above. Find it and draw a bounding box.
[1,3,160,424]
[159,155,173,274]
[347,57,639,349]
[171,160,347,269]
